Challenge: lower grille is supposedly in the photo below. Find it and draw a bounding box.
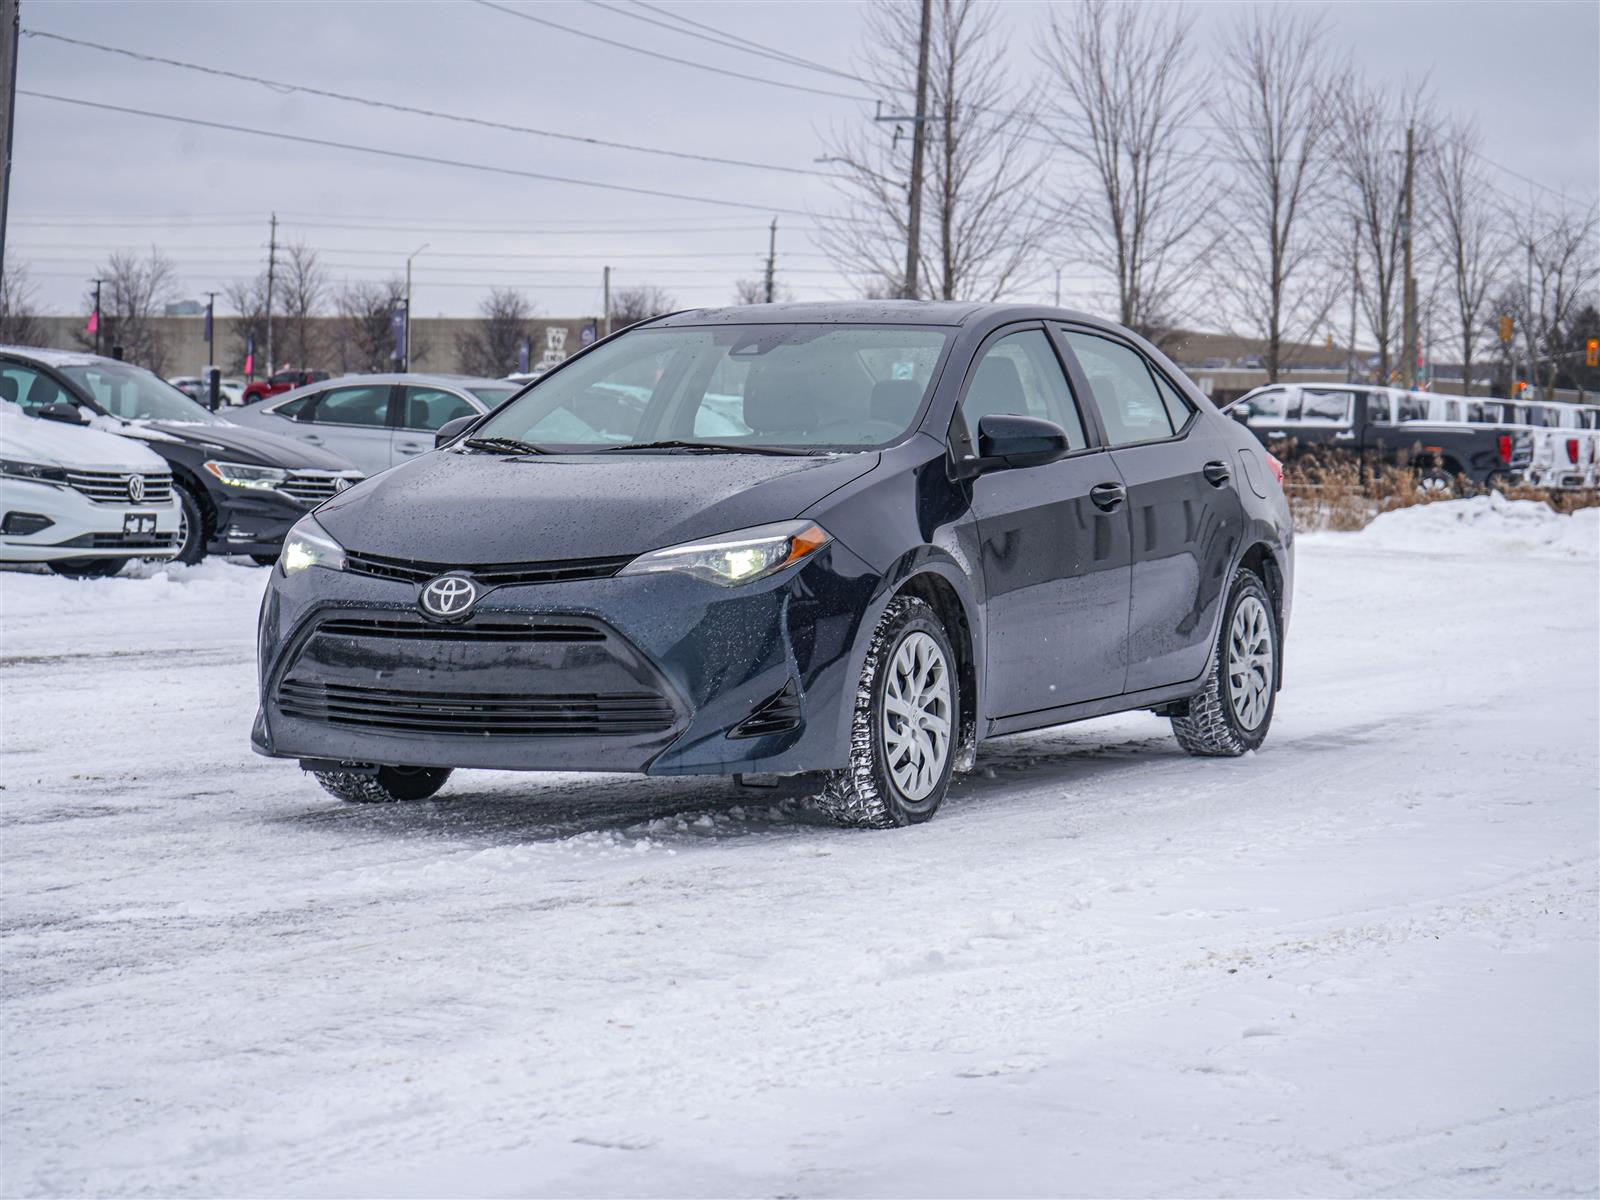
[58,532,178,550]
[276,678,676,736]
[316,616,603,643]
[66,470,174,504]
[344,549,632,587]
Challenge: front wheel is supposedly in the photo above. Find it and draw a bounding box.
[313,766,453,803]
[1171,570,1278,757]
[173,484,207,565]
[813,595,958,829]
[48,557,127,579]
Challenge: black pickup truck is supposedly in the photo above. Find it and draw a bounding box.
[1231,383,1532,491]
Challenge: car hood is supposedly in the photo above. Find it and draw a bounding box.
[92,417,361,471]
[1,406,168,472]
[314,449,881,562]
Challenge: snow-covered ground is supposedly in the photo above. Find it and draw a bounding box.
[3,497,1597,1199]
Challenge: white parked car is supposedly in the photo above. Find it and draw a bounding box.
[0,397,182,577]
[228,374,517,476]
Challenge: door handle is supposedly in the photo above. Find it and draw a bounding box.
[397,444,425,455]
[1334,431,1356,441]
[1202,460,1231,486]
[1089,482,1126,512]
[302,433,323,444]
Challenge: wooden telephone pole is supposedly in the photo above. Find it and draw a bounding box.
[902,0,931,301]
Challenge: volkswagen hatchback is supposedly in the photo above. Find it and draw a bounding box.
[254,302,1293,827]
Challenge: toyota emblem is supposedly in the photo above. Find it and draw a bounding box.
[127,474,145,504]
[419,574,478,620]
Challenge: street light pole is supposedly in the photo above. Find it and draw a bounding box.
[404,242,428,372]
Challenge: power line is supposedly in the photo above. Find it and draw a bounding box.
[629,0,868,83]
[19,90,827,216]
[472,0,872,102]
[21,28,831,179]
[13,243,834,260]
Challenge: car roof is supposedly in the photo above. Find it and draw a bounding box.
[278,372,512,388]
[649,300,1107,329]
[0,344,116,369]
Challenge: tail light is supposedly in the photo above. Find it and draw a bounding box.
[1264,451,1284,485]
[1498,434,1513,464]
[1567,438,1580,464]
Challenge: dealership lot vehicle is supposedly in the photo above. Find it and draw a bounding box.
[240,368,331,406]
[0,397,181,576]
[0,348,363,564]
[1235,382,1531,491]
[231,373,519,476]
[254,302,1293,824]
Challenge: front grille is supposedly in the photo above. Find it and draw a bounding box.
[279,472,361,504]
[58,532,178,549]
[316,616,604,643]
[276,678,676,737]
[66,470,173,504]
[344,549,633,587]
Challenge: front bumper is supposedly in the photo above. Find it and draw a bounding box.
[204,472,363,556]
[0,478,181,563]
[252,540,882,776]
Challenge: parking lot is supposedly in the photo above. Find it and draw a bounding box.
[3,496,1596,1197]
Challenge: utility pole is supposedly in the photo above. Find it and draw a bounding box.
[0,0,20,288]
[602,266,611,337]
[1524,239,1536,399]
[1347,217,1360,383]
[763,217,777,304]
[902,0,931,301]
[90,277,104,357]
[264,212,278,375]
[404,242,428,371]
[1400,124,1416,390]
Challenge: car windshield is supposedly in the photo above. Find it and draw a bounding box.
[472,323,951,451]
[467,386,517,406]
[61,362,225,424]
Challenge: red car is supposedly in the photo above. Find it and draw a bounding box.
[241,369,331,405]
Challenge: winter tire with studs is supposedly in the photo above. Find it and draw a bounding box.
[1170,569,1278,757]
[313,765,453,803]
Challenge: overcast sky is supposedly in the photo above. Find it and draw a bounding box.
[9,0,1598,321]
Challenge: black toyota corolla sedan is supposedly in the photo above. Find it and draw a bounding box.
[253,302,1293,827]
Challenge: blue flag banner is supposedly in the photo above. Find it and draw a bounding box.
[203,300,213,344]
[580,322,597,347]
[391,308,407,365]
[517,338,530,373]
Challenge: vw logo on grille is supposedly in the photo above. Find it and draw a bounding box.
[419,574,478,620]
[126,474,145,503]
[334,476,352,492]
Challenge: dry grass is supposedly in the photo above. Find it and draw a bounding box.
[1279,451,1599,532]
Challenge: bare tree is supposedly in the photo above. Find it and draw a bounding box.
[456,287,534,376]
[1037,0,1212,338]
[609,285,676,326]
[76,248,178,373]
[0,262,46,347]
[279,241,328,369]
[732,278,795,305]
[818,0,1047,301]
[223,273,269,375]
[1335,78,1434,383]
[1512,203,1600,397]
[1425,120,1503,395]
[332,278,406,373]
[1209,7,1343,382]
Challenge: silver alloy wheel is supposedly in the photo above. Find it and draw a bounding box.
[881,631,952,801]
[1226,595,1274,730]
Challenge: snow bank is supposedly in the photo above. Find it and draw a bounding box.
[1311,494,1599,559]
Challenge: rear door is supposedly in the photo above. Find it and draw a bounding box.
[391,385,482,466]
[294,383,396,474]
[1057,327,1245,692]
[960,326,1132,716]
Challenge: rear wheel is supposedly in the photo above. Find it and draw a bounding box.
[48,557,127,579]
[173,484,207,565]
[1171,570,1278,757]
[313,766,453,803]
[1416,466,1458,496]
[813,595,957,829]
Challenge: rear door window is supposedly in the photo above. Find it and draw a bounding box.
[1298,390,1356,425]
[307,385,392,427]
[1395,396,1428,422]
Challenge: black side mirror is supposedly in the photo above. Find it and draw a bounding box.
[435,414,479,448]
[38,402,87,426]
[974,414,1071,470]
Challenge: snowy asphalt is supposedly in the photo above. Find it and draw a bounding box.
[2,498,1597,1198]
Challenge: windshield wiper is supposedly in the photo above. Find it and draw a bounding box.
[463,436,550,455]
[595,439,815,457]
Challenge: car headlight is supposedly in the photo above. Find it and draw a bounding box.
[618,520,832,586]
[0,458,68,485]
[204,460,289,489]
[279,515,346,575]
